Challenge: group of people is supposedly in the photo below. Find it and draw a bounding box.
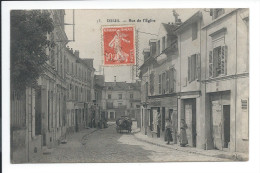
[165,119,188,147]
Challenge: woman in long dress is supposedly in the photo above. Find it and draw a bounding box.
[179,119,188,147]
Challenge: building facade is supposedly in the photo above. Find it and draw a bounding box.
[11,10,69,163]
[200,8,249,152]
[103,79,141,121]
[65,48,95,133]
[10,10,97,163]
[139,8,249,154]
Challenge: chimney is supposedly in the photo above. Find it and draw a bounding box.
[114,76,116,85]
[172,9,179,23]
[74,50,79,58]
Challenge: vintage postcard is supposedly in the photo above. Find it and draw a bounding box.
[8,8,249,164]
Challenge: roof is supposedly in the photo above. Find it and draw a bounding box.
[94,75,105,87]
[81,59,95,70]
[105,82,140,91]
[175,11,202,33]
[161,23,179,35]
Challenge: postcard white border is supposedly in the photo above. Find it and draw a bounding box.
[2,1,260,173]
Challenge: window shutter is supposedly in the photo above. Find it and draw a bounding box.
[188,56,191,82]
[209,51,213,78]
[196,53,201,80]
[173,67,176,92]
[221,45,228,75]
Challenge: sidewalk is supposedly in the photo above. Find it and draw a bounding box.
[133,131,248,161]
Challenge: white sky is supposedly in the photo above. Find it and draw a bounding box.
[64,9,198,82]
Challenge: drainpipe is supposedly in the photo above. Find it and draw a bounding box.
[234,10,238,152]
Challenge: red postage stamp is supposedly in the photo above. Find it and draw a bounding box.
[102,25,135,66]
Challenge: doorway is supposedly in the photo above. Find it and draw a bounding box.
[223,105,230,148]
[162,107,165,132]
[184,99,196,147]
[75,110,79,132]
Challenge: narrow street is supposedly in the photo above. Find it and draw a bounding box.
[31,123,230,163]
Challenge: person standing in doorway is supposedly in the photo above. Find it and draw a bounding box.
[179,119,188,147]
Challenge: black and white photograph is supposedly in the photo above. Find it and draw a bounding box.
[2,1,260,173]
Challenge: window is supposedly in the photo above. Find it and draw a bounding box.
[157,40,161,55]
[108,94,111,99]
[192,23,198,41]
[130,103,133,108]
[188,54,200,82]
[159,74,162,94]
[169,67,176,93]
[149,72,154,95]
[145,82,148,99]
[136,105,140,109]
[209,46,227,78]
[118,94,122,100]
[162,72,166,94]
[166,70,169,93]
[71,62,73,75]
[162,36,166,51]
[87,90,91,102]
[130,93,133,99]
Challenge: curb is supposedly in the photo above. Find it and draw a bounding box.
[133,133,246,161]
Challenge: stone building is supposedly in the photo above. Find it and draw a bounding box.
[93,75,106,128]
[64,48,95,133]
[11,10,69,163]
[200,8,249,153]
[139,22,179,142]
[103,78,141,121]
[140,9,249,155]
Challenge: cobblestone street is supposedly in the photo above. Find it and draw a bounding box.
[31,123,230,163]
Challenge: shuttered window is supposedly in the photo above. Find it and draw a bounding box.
[188,54,199,82]
[149,72,154,95]
[166,70,169,93]
[162,72,166,94]
[209,45,227,78]
[209,51,213,77]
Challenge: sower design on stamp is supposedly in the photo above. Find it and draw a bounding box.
[103,25,135,65]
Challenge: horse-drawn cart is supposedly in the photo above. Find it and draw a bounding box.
[116,116,132,133]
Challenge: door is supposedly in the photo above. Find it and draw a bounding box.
[211,100,222,150]
[223,105,230,148]
[184,99,196,147]
[110,112,114,119]
[75,110,79,132]
[35,88,42,136]
[192,102,196,147]
[150,109,153,131]
[162,107,165,132]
